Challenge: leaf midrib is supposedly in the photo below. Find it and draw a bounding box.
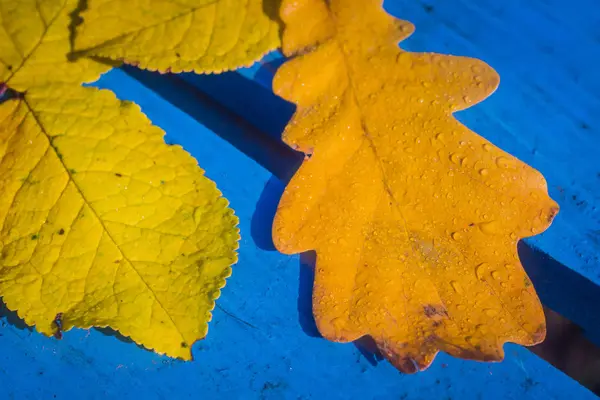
[22,97,187,343]
[73,0,219,57]
[318,2,538,344]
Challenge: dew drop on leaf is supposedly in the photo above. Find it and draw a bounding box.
[449,153,462,164]
[495,156,516,169]
[478,220,501,235]
[475,263,489,280]
[450,280,463,294]
[484,308,498,317]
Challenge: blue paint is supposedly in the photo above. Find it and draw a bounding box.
[1,0,598,398]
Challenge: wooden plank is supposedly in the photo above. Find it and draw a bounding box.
[1,0,598,397]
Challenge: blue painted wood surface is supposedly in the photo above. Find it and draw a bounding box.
[1,0,598,398]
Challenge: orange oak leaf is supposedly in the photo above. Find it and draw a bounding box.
[272,0,559,373]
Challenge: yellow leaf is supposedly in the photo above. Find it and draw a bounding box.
[0,84,239,359]
[73,0,281,73]
[0,0,111,92]
[273,0,559,372]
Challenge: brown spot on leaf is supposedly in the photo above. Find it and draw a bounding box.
[547,206,559,223]
[423,304,448,319]
[532,323,546,343]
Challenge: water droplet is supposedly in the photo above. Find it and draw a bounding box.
[475,263,488,280]
[414,279,429,293]
[449,153,463,164]
[451,231,463,240]
[482,143,492,152]
[450,280,463,294]
[478,220,501,235]
[480,326,492,336]
[330,316,343,329]
[484,308,498,317]
[491,270,501,280]
[479,168,489,176]
[463,95,471,103]
[509,232,517,240]
[496,156,516,169]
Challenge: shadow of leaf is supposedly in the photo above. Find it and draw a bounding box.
[94,326,151,352]
[0,297,32,331]
[262,0,284,37]
[354,336,384,367]
[68,0,87,53]
[67,0,122,68]
[298,251,321,338]
[251,175,286,251]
